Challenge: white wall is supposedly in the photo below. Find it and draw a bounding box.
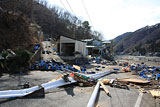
[75,41,86,56]
[59,36,86,56]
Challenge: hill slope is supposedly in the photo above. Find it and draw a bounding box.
[112,32,132,45]
[0,9,38,51]
[0,0,103,41]
[113,24,160,54]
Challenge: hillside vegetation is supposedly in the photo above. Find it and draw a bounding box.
[112,32,132,46]
[113,24,160,54]
[0,9,39,51]
[0,0,103,41]
[0,0,104,74]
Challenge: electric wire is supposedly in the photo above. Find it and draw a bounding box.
[81,0,95,30]
[65,0,76,16]
[60,0,68,11]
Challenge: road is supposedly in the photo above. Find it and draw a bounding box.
[0,70,156,107]
[41,41,64,63]
[0,41,158,107]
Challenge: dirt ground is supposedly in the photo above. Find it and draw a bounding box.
[115,55,160,66]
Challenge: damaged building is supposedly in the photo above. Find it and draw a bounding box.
[83,39,111,56]
[56,36,86,56]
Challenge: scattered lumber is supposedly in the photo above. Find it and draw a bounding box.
[150,90,160,98]
[102,79,110,85]
[99,80,110,96]
[73,65,81,71]
[48,75,63,82]
[116,78,150,84]
[70,73,96,86]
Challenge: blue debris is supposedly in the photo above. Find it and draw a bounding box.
[102,66,105,68]
[34,46,39,50]
[156,74,160,80]
[81,68,86,73]
[96,65,101,68]
[36,43,40,47]
[96,68,100,71]
[30,59,90,73]
[113,68,119,71]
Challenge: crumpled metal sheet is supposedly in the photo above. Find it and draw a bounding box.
[88,70,113,79]
[0,77,76,98]
[0,71,113,98]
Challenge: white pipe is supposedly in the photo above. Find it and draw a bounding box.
[87,81,100,107]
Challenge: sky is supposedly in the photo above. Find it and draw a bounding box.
[46,0,160,40]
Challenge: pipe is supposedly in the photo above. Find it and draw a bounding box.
[87,81,100,107]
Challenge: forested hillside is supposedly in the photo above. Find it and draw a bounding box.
[0,0,103,41]
[113,24,160,54]
[112,32,132,45]
[0,7,39,51]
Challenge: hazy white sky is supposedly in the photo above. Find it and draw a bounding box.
[46,0,160,40]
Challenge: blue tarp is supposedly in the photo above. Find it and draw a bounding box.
[34,46,39,50]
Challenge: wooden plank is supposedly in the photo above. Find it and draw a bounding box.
[73,65,81,71]
[117,78,150,84]
[48,75,63,82]
[150,90,160,98]
[99,80,110,96]
[102,79,110,85]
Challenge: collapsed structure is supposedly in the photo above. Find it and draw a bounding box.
[82,39,111,56]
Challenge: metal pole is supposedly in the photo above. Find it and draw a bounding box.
[87,81,100,107]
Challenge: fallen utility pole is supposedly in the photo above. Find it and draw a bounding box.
[87,81,100,107]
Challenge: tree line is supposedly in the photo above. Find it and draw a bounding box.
[0,0,103,40]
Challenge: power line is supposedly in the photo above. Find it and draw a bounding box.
[59,0,77,38]
[60,0,68,11]
[65,0,76,16]
[81,0,95,30]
